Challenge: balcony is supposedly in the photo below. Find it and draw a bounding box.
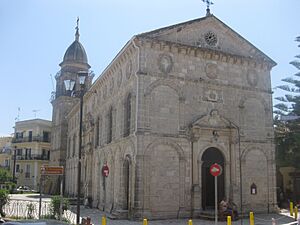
[12,135,51,143]
[12,154,50,161]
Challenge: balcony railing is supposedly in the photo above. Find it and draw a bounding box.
[12,154,50,161]
[12,136,51,143]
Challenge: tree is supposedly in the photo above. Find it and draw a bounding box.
[0,189,9,217]
[49,196,69,220]
[0,168,12,183]
[274,36,300,169]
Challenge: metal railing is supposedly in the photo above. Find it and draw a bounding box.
[12,154,50,161]
[3,199,77,224]
[12,136,51,143]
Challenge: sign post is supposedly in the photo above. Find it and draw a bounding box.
[40,166,64,220]
[210,163,222,225]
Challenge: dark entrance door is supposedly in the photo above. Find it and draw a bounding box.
[123,156,130,210]
[201,147,225,210]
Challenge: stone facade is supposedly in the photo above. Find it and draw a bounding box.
[56,15,277,219]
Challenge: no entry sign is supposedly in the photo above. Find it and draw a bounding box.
[210,163,222,177]
[102,165,109,177]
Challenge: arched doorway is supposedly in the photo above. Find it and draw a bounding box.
[123,156,130,210]
[201,147,225,210]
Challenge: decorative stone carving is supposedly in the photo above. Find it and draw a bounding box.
[126,60,132,79]
[158,54,173,74]
[109,78,114,94]
[247,69,258,87]
[117,70,122,87]
[102,85,107,100]
[205,63,218,79]
[202,89,222,103]
[204,31,218,47]
[208,109,220,126]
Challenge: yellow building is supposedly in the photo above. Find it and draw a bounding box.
[0,136,12,171]
[11,119,51,191]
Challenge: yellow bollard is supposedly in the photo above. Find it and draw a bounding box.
[294,206,298,221]
[227,216,232,225]
[101,216,106,225]
[290,202,294,216]
[188,219,193,225]
[249,212,254,225]
[143,218,148,225]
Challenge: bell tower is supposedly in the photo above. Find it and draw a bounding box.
[49,20,94,193]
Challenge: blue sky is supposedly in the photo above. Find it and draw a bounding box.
[0,0,299,136]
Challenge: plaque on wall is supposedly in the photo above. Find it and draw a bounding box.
[202,89,223,103]
[205,63,218,79]
[158,54,173,74]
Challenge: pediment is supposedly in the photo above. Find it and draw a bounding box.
[138,15,275,66]
[191,109,231,129]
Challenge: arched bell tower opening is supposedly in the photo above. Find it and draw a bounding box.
[201,147,225,210]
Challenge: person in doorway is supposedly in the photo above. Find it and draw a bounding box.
[219,198,229,220]
[228,200,238,220]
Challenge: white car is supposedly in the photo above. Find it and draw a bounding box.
[16,186,33,193]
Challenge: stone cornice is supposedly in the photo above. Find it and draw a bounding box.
[136,37,274,71]
[137,71,273,95]
[90,41,136,96]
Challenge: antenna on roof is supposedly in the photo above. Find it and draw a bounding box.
[202,0,214,16]
[15,107,21,122]
[32,109,40,118]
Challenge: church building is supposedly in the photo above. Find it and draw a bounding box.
[50,11,277,219]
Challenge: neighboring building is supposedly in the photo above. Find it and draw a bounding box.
[51,13,277,219]
[0,136,12,170]
[11,119,52,191]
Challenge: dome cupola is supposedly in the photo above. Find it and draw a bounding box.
[60,19,90,69]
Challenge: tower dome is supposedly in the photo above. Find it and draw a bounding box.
[63,40,88,64]
[60,21,90,69]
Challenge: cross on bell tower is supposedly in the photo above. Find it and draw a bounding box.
[202,0,214,16]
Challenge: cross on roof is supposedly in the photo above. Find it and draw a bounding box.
[202,0,214,16]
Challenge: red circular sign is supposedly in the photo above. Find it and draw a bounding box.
[102,165,109,177]
[210,163,222,177]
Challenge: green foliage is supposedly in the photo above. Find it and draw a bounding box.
[274,36,300,169]
[49,195,69,219]
[26,202,35,219]
[0,189,9,217]
[0,168,12,183]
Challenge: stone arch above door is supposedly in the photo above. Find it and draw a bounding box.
[200,147,225,210]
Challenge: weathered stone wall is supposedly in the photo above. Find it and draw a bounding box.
[63,16,276,219]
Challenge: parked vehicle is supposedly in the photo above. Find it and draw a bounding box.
[15,186,37,193]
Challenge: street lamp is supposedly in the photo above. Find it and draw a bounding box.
[12,146,17,183]
[64,71,88,225]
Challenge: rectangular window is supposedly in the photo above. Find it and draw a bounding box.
[25,164,30,178]
[16,132,23,139]
[17,149,22,156]
[25,148,31,159]
[43,131,50,142]
[28,131,32,142]
[16,164,20,172]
